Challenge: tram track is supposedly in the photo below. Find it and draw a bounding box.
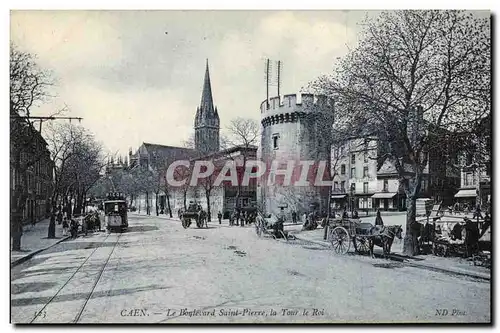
[30,232,122,324]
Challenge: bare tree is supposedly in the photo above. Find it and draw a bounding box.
[221,118,259,212]
[10,44,57,250]
[309,10,490,255]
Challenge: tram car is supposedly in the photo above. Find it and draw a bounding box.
[104,193,128,232]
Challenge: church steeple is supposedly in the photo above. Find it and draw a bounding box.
[200,59,215,115]
[194,59,220,154]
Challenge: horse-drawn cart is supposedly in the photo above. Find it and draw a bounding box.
[180,203,207,229]
[327,218,403,257]
[254,211,296,241]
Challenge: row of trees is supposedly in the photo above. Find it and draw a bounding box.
[309,10,490,255]
[10,44,107,250]
[45,122,106,238]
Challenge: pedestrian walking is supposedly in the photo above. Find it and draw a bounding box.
[375,209,384,226]
[57,210,63,225]
[292,211,297,224]
[235,209,241,226]
[218,211,222,224]
[62,217,69,236]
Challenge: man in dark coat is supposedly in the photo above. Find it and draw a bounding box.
[218,211,222,224]
[375,209,384,226]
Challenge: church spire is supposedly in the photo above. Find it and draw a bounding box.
[200,59,214,114]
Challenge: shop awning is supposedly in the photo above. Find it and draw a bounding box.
[331,194,347,199]
[454,189,477,198]
[371,192,397,199]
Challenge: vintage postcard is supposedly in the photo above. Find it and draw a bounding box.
[10,9,491,324]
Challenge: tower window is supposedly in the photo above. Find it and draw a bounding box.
[272,133,280,150]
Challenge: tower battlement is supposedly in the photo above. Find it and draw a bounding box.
[260,93,333,115]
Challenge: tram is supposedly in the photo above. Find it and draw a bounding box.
[104,192,128,232]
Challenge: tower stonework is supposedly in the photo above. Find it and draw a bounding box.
[257,93,334,219]
[194,60,220,154]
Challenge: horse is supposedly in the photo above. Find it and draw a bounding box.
[368,225,403,259]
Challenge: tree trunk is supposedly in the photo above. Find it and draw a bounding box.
[155,192,159,216]
[402,195,419,256]
[11,211,23,251]
[206,191,211,222]
[166,192,173,217]
[146,192,150,215]
[324,186,332,240]
[11,189,24,251]
[183,189,187,210]
[48,194,58,239]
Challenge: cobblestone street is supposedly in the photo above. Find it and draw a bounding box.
[11,214,491,323]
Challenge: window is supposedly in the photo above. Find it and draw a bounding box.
[383,179,389,192]
[351,154,356,164]
[351,167,356,178]
[341,181,346,192]
[364,151,369,163]
[466,153,473,165]
[341,164,346,175]
[465,172,474,186]
[363,166,368,178]
[272,134,279,150]
[334,181,339,190]
[363,182,369,193]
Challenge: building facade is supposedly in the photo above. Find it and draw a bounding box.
[10,118,54,224]
[258,93,334,220]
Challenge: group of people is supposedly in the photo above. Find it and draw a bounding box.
[449,202,491,217]
[227,210,256,226]
[56,205,102,239]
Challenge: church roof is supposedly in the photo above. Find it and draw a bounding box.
[141,142,197,162]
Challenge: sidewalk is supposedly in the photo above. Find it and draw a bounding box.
[11,219,70,267]
[293,227,490,281]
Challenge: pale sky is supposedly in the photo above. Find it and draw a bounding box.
[10,10,374,157]
[9,10,488,158]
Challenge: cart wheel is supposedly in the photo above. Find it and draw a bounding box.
[329,226,350,254]
[279,230,288,241]
[353,236,370,255]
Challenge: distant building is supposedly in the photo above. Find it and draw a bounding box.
[330,108,461,212]
[454,115,491,208]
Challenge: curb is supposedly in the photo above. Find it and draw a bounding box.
[293,235,490,281]
[10,236,71,268]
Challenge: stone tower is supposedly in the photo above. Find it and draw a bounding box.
[257,93,334,219]
[194,60,220,154]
